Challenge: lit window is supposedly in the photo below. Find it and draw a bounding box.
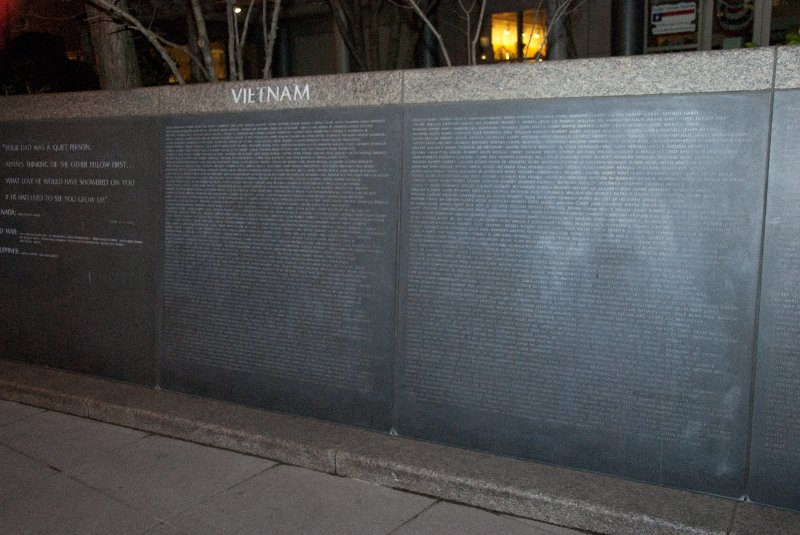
[481,9,547,63]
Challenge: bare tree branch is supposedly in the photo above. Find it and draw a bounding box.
[236,0,257,79]
[226,0,236,80]
[189,0,217,81]
[262,0,281,78]
[367,2,382,70]
[458,0,472,63]
[350,3,367,69]
[87,0,184,84]
[325,0,367,71]
[403,0,451,66]
[470,0,486,65]
[153,33,212,81]
[239,0,257,48]
[534,0,587,60]
[384,9,402,70]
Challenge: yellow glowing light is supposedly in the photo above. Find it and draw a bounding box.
[491,10,547,62]
[234,6,242,14]
[492,12,519,61]
[522,9,547,60]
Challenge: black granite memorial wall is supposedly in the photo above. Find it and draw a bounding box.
[160,107,401,428]
[750,89,800,510]
[0,118,162,385]
[1,54,800,511]
[396,93,769,496]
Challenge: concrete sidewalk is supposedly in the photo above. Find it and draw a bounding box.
[0,399,583,535]
[1,360,798,534]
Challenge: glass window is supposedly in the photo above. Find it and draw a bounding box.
[770,0,800,45]
[480,9,548,63]
[710,0,757,49]
[646,0,701,53]
[522,9,548,59]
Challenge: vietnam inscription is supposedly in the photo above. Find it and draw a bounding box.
[397,94,770,497]
[162,107,400,428]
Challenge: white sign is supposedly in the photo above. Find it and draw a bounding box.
[651,2,697,35]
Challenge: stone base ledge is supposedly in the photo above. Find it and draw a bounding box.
[0,359,796,535]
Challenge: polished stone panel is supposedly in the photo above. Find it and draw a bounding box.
[0,118,162,384]
[396,93,770,497]
[160,107,401,429]
[749,89,800,511]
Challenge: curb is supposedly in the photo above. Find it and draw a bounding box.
[1,359,796,535]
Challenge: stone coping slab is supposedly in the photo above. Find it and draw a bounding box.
[776,46,800,90]
[0,71,403,121]
[0,47,781,122]
[402,48,775,104]
[2,359,798,535]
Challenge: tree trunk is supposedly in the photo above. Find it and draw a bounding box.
[262,0,282,78]
[189,0,217,81]
[384,12,402,70]
[546,0,569,60]
[226,0,237,80]
[186,5,202,82]
[85,0,141,89]
[366,2,381,70]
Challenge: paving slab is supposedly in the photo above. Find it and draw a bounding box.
[0,443,57,498]
[84,377,343,473]
[167,464,435,535]
[69,434,274,520]
[729,502,800,534]
[335,431,735,535]
[0,360,343,474]
[0,400,44,426]
[0,410,147,471]
[508,515,593,535]
[0,473,158,534]
[392,501,583,535]
[6,358,797,535]
[141,523,181,535]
